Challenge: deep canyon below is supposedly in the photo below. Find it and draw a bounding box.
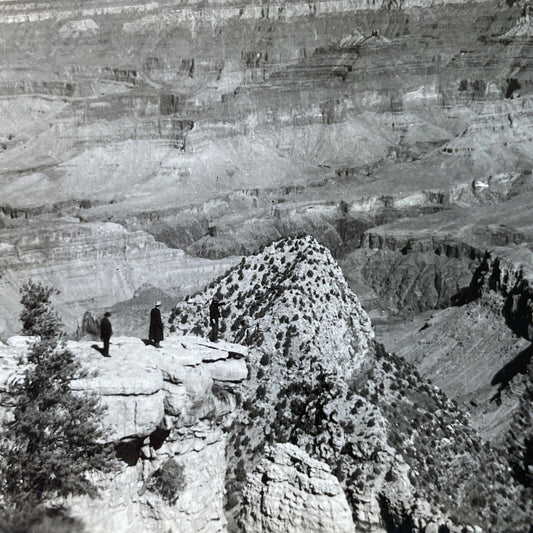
[1,0,533,531]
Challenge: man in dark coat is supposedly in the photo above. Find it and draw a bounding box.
[209,296,222,342]
[100,311,112,357]
[149,301,164,348]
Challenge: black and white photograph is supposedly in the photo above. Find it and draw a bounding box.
[0,0,532,531]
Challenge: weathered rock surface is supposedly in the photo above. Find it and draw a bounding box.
[171,235,374,374]
[0,335,248,533]
[237,443,356,533]
[173,236,528,533]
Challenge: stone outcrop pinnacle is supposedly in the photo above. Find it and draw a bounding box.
[170,235,374,375]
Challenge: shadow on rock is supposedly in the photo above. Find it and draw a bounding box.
[491,343,533,397]
[0,505,86,533]
[91,344,109,357]
[141,338,161,347]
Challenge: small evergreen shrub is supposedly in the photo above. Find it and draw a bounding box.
[146,459,186,505]
[257,385,266,400]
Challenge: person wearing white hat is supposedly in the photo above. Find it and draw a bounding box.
[149,301,164,348]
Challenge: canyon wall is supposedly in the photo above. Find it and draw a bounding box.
[0,220,238,339]
[2,0,533,341]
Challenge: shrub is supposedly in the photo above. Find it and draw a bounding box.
[257,385,267,400]
[385,468,397,482]
[146,459,186,505]
[235,460,247,482]
[191,324,204,336]
[19,280,63,339]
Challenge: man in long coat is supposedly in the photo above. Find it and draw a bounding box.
[209,296,222,342]
[100,311,112,357]
[149,301,164,348]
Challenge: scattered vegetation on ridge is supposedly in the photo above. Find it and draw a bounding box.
[169,236,531,532]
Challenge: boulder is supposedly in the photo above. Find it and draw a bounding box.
[209,358,248,382]
[6,335,39,347]
[238,443,356,533]
[425,522,439,533]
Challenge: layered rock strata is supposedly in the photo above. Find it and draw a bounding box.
[0,219,238,339]
[0,0,528,217]
[0,334,248,533]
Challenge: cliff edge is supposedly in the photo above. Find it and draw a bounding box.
[0,335,248,533]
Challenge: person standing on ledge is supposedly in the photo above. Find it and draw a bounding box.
[209,296,222,342]
[100,311,112,357]
[149,301,164,348]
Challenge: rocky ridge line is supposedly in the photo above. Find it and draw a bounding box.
[170,235,530,532]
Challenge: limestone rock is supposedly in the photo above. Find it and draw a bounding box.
[6,335,39,347]
[424,522,439,533]
[238,443,356,533]
[0,334,248,533]
[208,358,249,382]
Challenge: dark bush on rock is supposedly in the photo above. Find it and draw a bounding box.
[146,459,186,505]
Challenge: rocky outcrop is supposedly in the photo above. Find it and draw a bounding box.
[463,247,533,340]
[237,443,356,533]
[170,235,375,372]
[379,294,531,440]
[0,335,248,533]
[170,236,528,532]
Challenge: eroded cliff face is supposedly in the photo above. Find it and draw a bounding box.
[0,335,248,533]
[371,226,533,441]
